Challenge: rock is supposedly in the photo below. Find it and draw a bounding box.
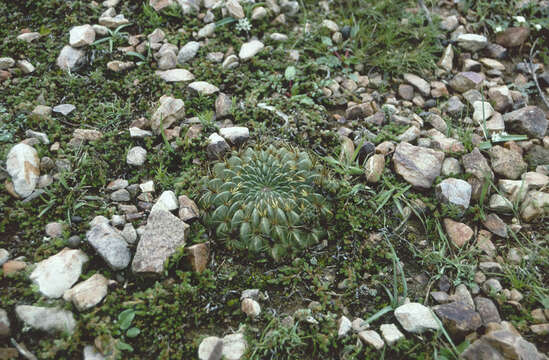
[398,84,414,100]
[63,274,109,311]
[126,146,147,166]
[379,324,404,345]
[132,209,189,274]
[17,59,35,74]
[155,69,195,82]
[482,213,508,238]
[450,284,475,309]
[522,172,549,189]
[434,301,482,338]
[222,333,247,360]
[426,113,448,133]
[251,6,267,20]
[392,142,444,189]
[107,60,134,72]
[488,145,527,180]
[530,324,549,335]
[0,57,15,69]
[463,148,494,181]
[239,40,265,60]
[445,96,465,115]
[351,318,369,332]
[0,249,8,267]
[17,32,41,42]
[495,27,530,47]
[29,248,88,298]
[25,130,50,144]
[222,54,239,69]
[70,129,103,146]
[15,305,76,334]
[99,13,129,28]
[403,73,430,97]
[178,195,199,222]
[364,154,385,183]
[449,72,485,93]
[207,133,230,159]
[111,188,131,202]
[0,309,10,338]
[177,41,200,64]
[443,218,474,248]
[151,190,178,213]
[457,34,488,52]
[241,298,261,318]
[521,190,549,222]
[436,178,472,211]
[198,336,223,360]
[188,81,219,95]
[474,297,501,325]
[503,106,547,139]
[6,143,39,198]
[442,158,462,176]
[226,0,244,18]
[394,303,439,333]
[197,23,215,39]
[67,235,81,248]
[57,45,86,71]
[69,24,95,47]
[107,179,128,191]
[461,323,546,360]
[345,103,374,119]
[2,260,26,275]
[83,345,106,360]
[438,44,454,72]
[472,101,494,123]
[338,316,352,338]
[187,242,209,273]
[151,95,185,134]
[214,93,232,120]
[219,126,249,146]
[358,330,385,350]
[86,223,131,270]
[157,52,177,70]
[483,278,503,294]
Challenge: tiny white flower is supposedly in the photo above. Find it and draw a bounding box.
[495,25,503,33]
[514,16,526,23]
[534,24,542,30]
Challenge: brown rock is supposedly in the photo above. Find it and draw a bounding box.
[187,242,209,273]
[433,301,482,338]
[364,154,385,183]
[178,195,200,222]
[345,102,374,120]
[482,213,508,238]
[392,142,444,188]
[495,27,530,48]
[488,145,527,180]
[2,260,26,275]
[0,348,18,359]
[443,218,473,248]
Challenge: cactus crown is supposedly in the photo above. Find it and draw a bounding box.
[199,145,332,260]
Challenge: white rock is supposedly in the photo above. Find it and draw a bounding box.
[322,19,339,32]
[226,0,245,19]
[0,57,15,70]
[63,274,109,311]
[83,345,106,360]
[338,315,352,338]
[394,303,440,333]
[219,126,249,145]
[155,69,195,82]
[239,40,265,60]
[177,41,200,64]
[188,81,219,95]
[251,6,267,20]
[140,180,155,193]
[151,190,179,212]
[6,143,40,198]
[457,33,488,52]
[270,33,288,41]
[241,298,261,318]
[99,13,129,28]
[197,23,215,38]
[0,249,10,266]
[129,127,153,138]
[69,24,96,47]
[17,60,35,74]
[198,336,223,360]
[222,333,247,360]
[358,330,385,350]
[86,223,131,270]
[57,45,86,71]
[380,323,405,345]
[222,54,239,69]
[25,130,49,144]
[53,104,76,116]
[92,24,110,36]
[473,101,494,123]
[435,178,472,210]
[121,223,137,244]
[151,95,185,134]
[17,32,40,42]
[15,305,76,334]
[127,146,147,166]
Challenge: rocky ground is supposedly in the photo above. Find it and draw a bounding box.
[1,0,549,359]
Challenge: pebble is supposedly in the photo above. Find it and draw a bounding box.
[127,146,147,166]
[239,40,265,60]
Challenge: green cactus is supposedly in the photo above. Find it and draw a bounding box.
[199,145,332,260]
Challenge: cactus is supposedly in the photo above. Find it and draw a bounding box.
[199,145,332,260]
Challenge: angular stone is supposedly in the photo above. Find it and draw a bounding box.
[449,72,485,93]
[436,178,472,210]
[392,142,444,189]
[226,0,245,18]
[126,146,147,166]
[178,195,199,222]
[6,143,39,198]
[241,298,261,318]
[155,69,195,82]
[0,57,15,70]
[219,126,249,146]
[69,24,96,47]
[83,345,106,360]
[86,223,131,270]
[15,305,76,334]
[495,27,530,47]
[222,333,247,360]
[403,73,430,97]
[488,145,527,180]
[132,210,189,274]
[198,336,223,360]
[472,101,494,123]
[63,273,109,311]
[187,242,209,273]
[443,218,473,248]
[188,81,219,95]
[503,106,547,139]
[30,248,88,298]
[474,297,501,325]
[0,309,10,338]
[177,41,200,64]
[57,45,86,72]
[358,330,385,350]
[207,133,230,159]
[239,40,265,60]
[394,302,440,333]
[338,316,352,338]
[482,213,508,238]
[151,95,185,134]
[151,190,178,213]
[379,323,404,345]
[434,301,482,338]
[197,23,215,39]
[463,148,494,181]
[521,190,549,222]
[457,33,488,52]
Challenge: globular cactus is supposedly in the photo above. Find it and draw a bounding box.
[199,145,332,260]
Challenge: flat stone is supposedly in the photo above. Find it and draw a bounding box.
[69,24,96,47]
[111,188,131,202]
[219,126,249,146]
[495,27,530,47]
[438,44,454,72]
[57,45,86,72]
[358,330,385,350]
[503,106,547,139]
[521,190,549,222]
[338,316,352,338]
[17,60,35,74]
[30,248,88,298]
[472,101,494,123]
[449,72,485,93]
[207,133,230,159]
[226,0,245,18]
[239,40,265,60]
[17,32,41,42]
[0,309,10,338]
[63,273,109,311]
[462,148,494,181]
[198,336,223,360]
[403,73,431,97]
[178,195,199,222]
[482,213,508,238]
[151,190,178,212]
[187,242,209,273]
[222,333,247,360]
[379,323,405,345]
[434,301,482,338]
[188,81,219,95]
[86,223,131,270]
[457,33,488,52]
[474,297,501,325]
[443,218,474,248]
[488,86,513,112]
[132,209,189,274]
[15,305,76,334]
[6,143,39,198]
[177,41,200,64]
[127,146,147,166]
[394,302,440,333]
[436,178,472,211]
[392,142,444,189]
[197,23,215,39]
[0,57,15,70]
[155,69,195,82]
[488,145,527,180]
[151,95,185,134]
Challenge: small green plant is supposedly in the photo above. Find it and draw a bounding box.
[115,309,141,353]
[199,145,332,260]
[92,24,131,53]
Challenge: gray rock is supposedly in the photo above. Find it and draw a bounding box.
[379,323,405,345]
[394,302,440,333]
[337,316,352,338]
[436,178,472,210]
[449,72,485,93]
[219,126,249,146]
[121,223,137,244]
[111,188,131,202]
[392,142,444,189]
[462,148,494,181]
[443,218,473,248]
[239,40,265,60]
[472,101,494,123]
[155,69,195,82]
[30,248,89,298]
[474,297,501,325]
[0,57,15,70]
[63,273,109,311]
[69,24,96,47]
[241,298,261,318]
[433,301,482,338]
[451,283,475,309]
[207,133,230,159]
[177,41,200,64]
[365,154,385,183]
[442,158,462,176]
[358,330,385,350]
[488,145,527,180]
[151,95,185,134]
[198,336,223,360]
[83,345,106,360]
[483,278,503,294]
[132,210,189,274]
[25,130,50,144]
[127,146,147,166]
[403,73,430,97]
[188,81,219,95]
[86,223,131,270]
[457,33,488,52]
[6,143,40,198]
[482,213,508,238]
[520,190,549,222]
[503,106,547,139]
[445,96,465,115]
[17,59,35,74]
[226,0,245,18]
[57,45,86,72]
[0,249,9,266]
[15,305,76,334]
[0,308,10,338]
[215,93,232,119]
[178,195,200,222]
[197,23,215,39]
